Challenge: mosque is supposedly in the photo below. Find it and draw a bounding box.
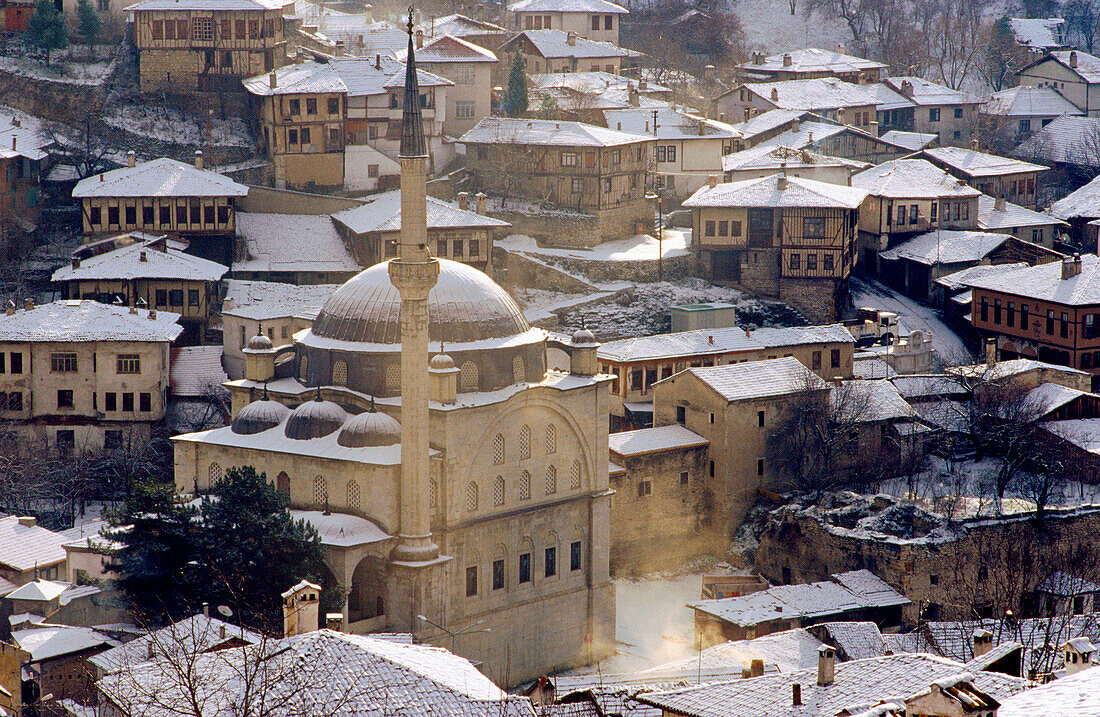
[171,17,615,686]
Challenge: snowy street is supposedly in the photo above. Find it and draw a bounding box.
[851,276,971,361]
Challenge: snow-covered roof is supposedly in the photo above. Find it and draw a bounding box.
[509,0,626,13]
[637,653,1028,717]
[0,300,182,343]
[862,82,913,111]
[533,71,669,95]
[883,76,978,107]
[721,144,868,173]
[642,628,824,676]
[934,261,1029,292]
[851,159,982,198]
[459,117,651,147]
[426,14,509,37]
[13,625,118,663]
[52,241,227,283]
[1010,17,1066,49]
[920,146,1047,177]
[6,579,67,602]
[97,629,532,717]
[126,0,290,10]
[749,324,856,347]
[1026,382,1091,417]
[604,107,741,141]
[290,510,392,547]
[0,122,50,161]
[977,194,1066,232]
[170,346,228,398]
[234,213,361,275]
[999,663,1100,717]
[1029,49,1100,83]
[223,279,339,321]
[879,130,938,151]
[599,326,762,362]
[1036,571,1100,597]
[963,255,1100,305]
[761,120,902,154]
[1045,418,1100,456]
[242,60,345,95]
[243,58,452,97]
[331,190,509,235]
[834,379,917,423]
[878,230,1013,266]
[738,48,886,76]
[89,614,262,675]
[683,174,867,209]
[949,357,1089,381]
[1051,174,1100,220]
[812,621,892,661]
[742,77,880,111]
[395,34,497,63]
[512,29,628,59]
[608,425,708,457]
[1013,116,1100,169]
[981,85,1081,118]
[681,356,827,402]
[726,109,806,139]
[73,158,249,199]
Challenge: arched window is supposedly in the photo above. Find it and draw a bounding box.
[332,359,348,386]
[519,424,531,459]
[466,481,479,512]
[545,424,557,454]
[494,476,505,506]
[519,470,531,500]
[385,364,401,390]
[545,465,557,495]
[570,460,581,490]
[313,476,327,506]
[208,462,222,487]
[429,478,438,508]
[347,480,360,510]
[512,355,526,383]
[460,361,479,391]
[299,354,309,382]
[276,471,290,498]
[493,434,505,465]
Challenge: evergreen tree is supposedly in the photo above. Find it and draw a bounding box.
[501,54,528,117]
[25,0,67,67]
[76,0,101,59]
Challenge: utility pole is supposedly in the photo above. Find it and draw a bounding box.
[649,109,663,281]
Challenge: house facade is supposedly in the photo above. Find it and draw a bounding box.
[0,122,47,229]
[1017,50,1100,116]
[399,34,497,138]
[918,146,1048,209]
[507,0,627,45]
[713,78,879,127]
[499,29,627,75]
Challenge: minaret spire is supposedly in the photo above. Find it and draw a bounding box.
[400,6,427,160]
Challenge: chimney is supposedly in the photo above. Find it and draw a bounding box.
[817,646,835,686]
[1063,254,1082,279]
[792,684,802,706]
[770,87,779,102]
[750,659,764,677]
[791,118,800,133]
[567,31,577,46]
[71,257,80,269]
[984,336,997,366]
[1071,51,1079,68]
[375,53,382,69]
[17,516,35,527]
[335,40,345,56]
[363,3,372,23]
[569,329,599,376]
[23,298,32,311]
[708,335,714,344]
[782,53,792,67]
[707,175,717,188]
[753,52,764,65]
[995,195,1006,212]
[639,78,647,91]
[900,80,913,96]
[4,301,13,316]
[973,628,994,658]
[415,28,423,48]
[971,138,979,151]
[127,150,136,167]
[808,131,814,143]
[704,64,715,81]
[139,251,148,262]
[475,191,487,214]
[628,84,639,106]
[457,191,469,210]
[149,308,157,319]
[777,175,788,190]
[326,613,344,631]
[219,624,226,638]
[282,580,321,637]
[10,136,14,151]
[202,603,210,618]
[429,353,460,403]
[194,150,203,170]
[269,71,277,89]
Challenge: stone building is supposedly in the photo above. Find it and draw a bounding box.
[459,117,653,246]
[499,29,629,75]
[0,300,182,454]
[127,0,295,108]
[171,27,614,686]
[52,234,228,345]
[507,0,627,45]
[684,174,867,323]
[71,153,249,266]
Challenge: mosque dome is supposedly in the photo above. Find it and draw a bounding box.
[429,353,455,370]
[231,399,289,435]
[337,403,402,448]
[284,394,348,440]
[246,332,273,351]
[309,259,530,346]
[571,328,597,346]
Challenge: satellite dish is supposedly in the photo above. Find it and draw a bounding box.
[217,605,233,618]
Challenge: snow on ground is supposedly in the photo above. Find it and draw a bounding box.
[0,44,115,85]
[103,105,254,147]
[851,276,971,361]
[500,231,691,262]
[731,0,853,54]
[511,286,617,323]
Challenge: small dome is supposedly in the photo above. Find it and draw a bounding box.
[246,332,273,351]
[231,399,289,435]
[429,353,455,370]
[571,328,597,346]
[337,404,401,447]
[284,394,348,440]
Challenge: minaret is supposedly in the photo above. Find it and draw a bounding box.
[388,9,440,563]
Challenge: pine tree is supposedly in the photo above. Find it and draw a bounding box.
[501,54,528,117]
[25,0,67,67]
[76,0,101,60]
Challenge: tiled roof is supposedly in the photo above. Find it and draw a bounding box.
[683,174,867,209]
[427,14,509,37]
[6,579,67,602]
[89,614,263,675]
[1009,17,1066,48]
[643,628,825,675]
[608,425,708,457]
[748,324,856,346]
[977,194,1066,231]
[863,82,912,111]
[13,625,118,662]
[222,279,339,321]
[331,190,510,234]
[397,34,497,62]
[169,346,228,398]
[0,122,50,161]
[509,0,627,13]
[243,58,452,97]
[1036,570,1100,596]
[811,621,891,661]
[738,48,886,75]
[0,301,182,343]
[73,158,249,199]
[883,76,978,106]
[999,663,1100,717]
[851,159,982,198]
[605,107,741,141]
[52,241,228,283]
[879,130,938,150]
[934,261,1029,292]
[1014,116,1100,169]
[127,0,290,10]
[721,144,867,172]
[599,326,762,362]
[877,230,1013,266]
[963,255,1100,305]
[981,86,1081,118]
[921,146,1047,177]
[683,357,827,402]
[459,117,651,147]
[533,71,669,95]
[514,29,628,59]
[743,78,880,111]
[1050,173,1100,219]
[725,109,805,139]
[234,213,361,274]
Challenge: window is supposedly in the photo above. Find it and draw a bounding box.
[108,206,119,225]
[519,553,531,583]
[605,13,612,29]
[90,206,101,225]
[520,471,531,500]
[519,424,531,459]
[994,299,1002,324]
[51,353,77,372]
[57,390,73,409]
[571,177,584,193]
[466,481,478,512]
[789,253,800,271]
[1062,312,1070,339]
[717,220,729,237]
[929,108,941,122]
[176,19,188,38]
[125,205,136,225]
[493,434,504,464]
[961,202,969,221]
[367,164,379,178]
[831,348,841,368]
[192,16,213,42]
[757,458,764,476]
[455,100,476,119]
[1008,302,1016,328]
[758,410,765,427]
[327,96,339,115]
[465,566,478,597]
[980,297,988,322]
[306,98,317,115]
[823,254,834,272]
[169,289,183,306]
[188,289,200,307]
[812,351,822,370]
[122,392,134,412]
[545,546,557,577]
[637,480,651,496]
[159,205,171,224]
[545,465,557,494]
[223,51,232,67]
[189,204,200,224]
[164,18,174,38]
[571,460,581,489]
[493,559,505,590]
[248,19,258,37]
[930,201,938,221]
[289,98,301,115]
[1019,118,1032,134]
[105,392,116,411]
[603,177,612,194]
[139,393,151,412]
[301,127,311,145]
[5,392,17,411]
[663,145,676,162]
[806,254,817,271]
[909,204,918,224]
[142,205,154,225]
[705,220,716,237]
[152,19,163,39]
[592,14,600,30]
[56,430,74,455]
[896,205,905,225]
[155,289,167,306]
[802,216,825,239]
[546,424,556,454]
[1047,309,1055,335]
[1022,304,1029,328]
[561,151,578,166]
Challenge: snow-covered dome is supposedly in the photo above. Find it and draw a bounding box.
[246,331,273,351]
[308,259,530,346]
[429,352,455,370]
[571,328,597,346]
[231,399,289,435]
[337,403,401,448]
[284,394,348,440]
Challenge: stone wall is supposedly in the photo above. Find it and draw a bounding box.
[238,185,366,215]
[493,248,598,294]
[780,277,843,325]
[0,69,106,126]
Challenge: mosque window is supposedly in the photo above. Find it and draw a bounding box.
[460,361,479,391]
[430,478,438,508]
[466,481,479,512]
[313,476,328,506]
[208,462,222,487]
[494,476,505,506]
[519,425,531,459]
[385,364,401,390]
[519,470,531,500]
[545,465,557,495]
[332,359,348,386]
[493,434,504,465]
[545,424,557,454]
[277,471,290,498]
[512,355,526,383]
[347,480,360,510]
[299,354,308,381]
[570,460,581,490]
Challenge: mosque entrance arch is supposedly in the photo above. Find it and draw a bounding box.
[348,555,387,628]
